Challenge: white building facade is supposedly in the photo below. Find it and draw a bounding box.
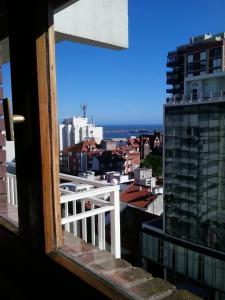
[59,116,103,150]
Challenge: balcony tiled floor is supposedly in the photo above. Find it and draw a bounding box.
[61,231,201,300]
[0,197,18,226]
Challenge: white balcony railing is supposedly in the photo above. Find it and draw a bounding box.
[6,173,18,207]
[5,170,121,258]
[59,173,121,258]
[166,89,225,104]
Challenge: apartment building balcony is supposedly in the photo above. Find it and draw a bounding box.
[166,59,179,68]
[166,71,180,84]
[166,87,182,94]
[166,52,184,68]
[166,51,179,67]
[5,170,121,258]
[166,89,225,105]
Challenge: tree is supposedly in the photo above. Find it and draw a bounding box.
[140,154,162,177]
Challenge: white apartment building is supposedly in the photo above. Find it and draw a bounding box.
[59,116,103,150]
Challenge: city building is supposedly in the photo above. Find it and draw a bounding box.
[127,132,163,158]
[59,115,103,150]
[134,167,154,187]
[148,131,163,155]
[141,32,225,299]
[59,140,99,175]
[127,136,150,158]
[100,139,117,151]
[92,150,126,174]
[120,183,163,216]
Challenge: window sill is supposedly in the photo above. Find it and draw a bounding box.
[0,216,19,235]
[49,232,200,300]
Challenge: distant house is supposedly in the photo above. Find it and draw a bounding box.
[92,147,140,175]
[59,140,100,175]
[147,130,163,155]
[127,137,150,159]
[100,140,117,151]
[118,146,140,173]
[127,131,163,158]
[120,182,163,215]
[92,151,125,174]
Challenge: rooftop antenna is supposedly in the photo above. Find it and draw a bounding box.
[81,103,87,118]
[91,115,94,124]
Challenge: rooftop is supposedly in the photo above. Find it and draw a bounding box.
[120,183,157,209]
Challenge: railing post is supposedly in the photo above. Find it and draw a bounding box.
[98,213,104,250]
[91,203,95,245]
[81,200,87,242]
[110,187,121,258]
[73,200,77,236]
[65,202,69,232]
[6,175,10,204]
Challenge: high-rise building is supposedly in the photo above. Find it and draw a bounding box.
[59,116,103,150]
[141,33,225,299]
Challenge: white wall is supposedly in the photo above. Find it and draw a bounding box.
[5,141,15,162]
[54,0,128,50]
[185,75,225,99]
[59,124,64,151]
[0,0,128,64]
[92,127,103,142]
[147,194,163,216]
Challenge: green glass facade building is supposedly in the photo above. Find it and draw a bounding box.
[165,103,225,251]
[141,33,225,299]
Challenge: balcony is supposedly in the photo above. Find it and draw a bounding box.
[166,87,182,94]
[166,58,179,68]
[166,72,180,84]
[6,170,121,258]
[4,170,201,299]
[166,89,225,105]
[166,57,184,68]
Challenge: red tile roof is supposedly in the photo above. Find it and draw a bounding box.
[68,140,97,153]
[120,183,156,209]
[127,137,149,148]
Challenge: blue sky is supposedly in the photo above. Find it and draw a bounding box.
[3,0,225,125]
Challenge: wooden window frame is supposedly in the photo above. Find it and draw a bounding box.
[6,0,62,254]
[2,1,128,298]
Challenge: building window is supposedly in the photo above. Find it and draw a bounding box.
[210,47,222,58]
[187,63,193,72]
[200,61,207,71]
[212,68,221,73]
[200,51,207,60]
[213,58,222,68]
[187,54,193,63]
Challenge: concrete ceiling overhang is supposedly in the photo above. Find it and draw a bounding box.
[0,0,128,64]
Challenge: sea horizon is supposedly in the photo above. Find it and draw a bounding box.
[99,124,163,139]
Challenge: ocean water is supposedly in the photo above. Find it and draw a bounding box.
[101,124,163,139]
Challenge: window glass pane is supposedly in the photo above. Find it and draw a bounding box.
[200,51,206,60]
[213,58,221,68]
[187,54,193,63]
[0,38,18,227]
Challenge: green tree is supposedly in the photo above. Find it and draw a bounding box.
[140,154,162,177]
